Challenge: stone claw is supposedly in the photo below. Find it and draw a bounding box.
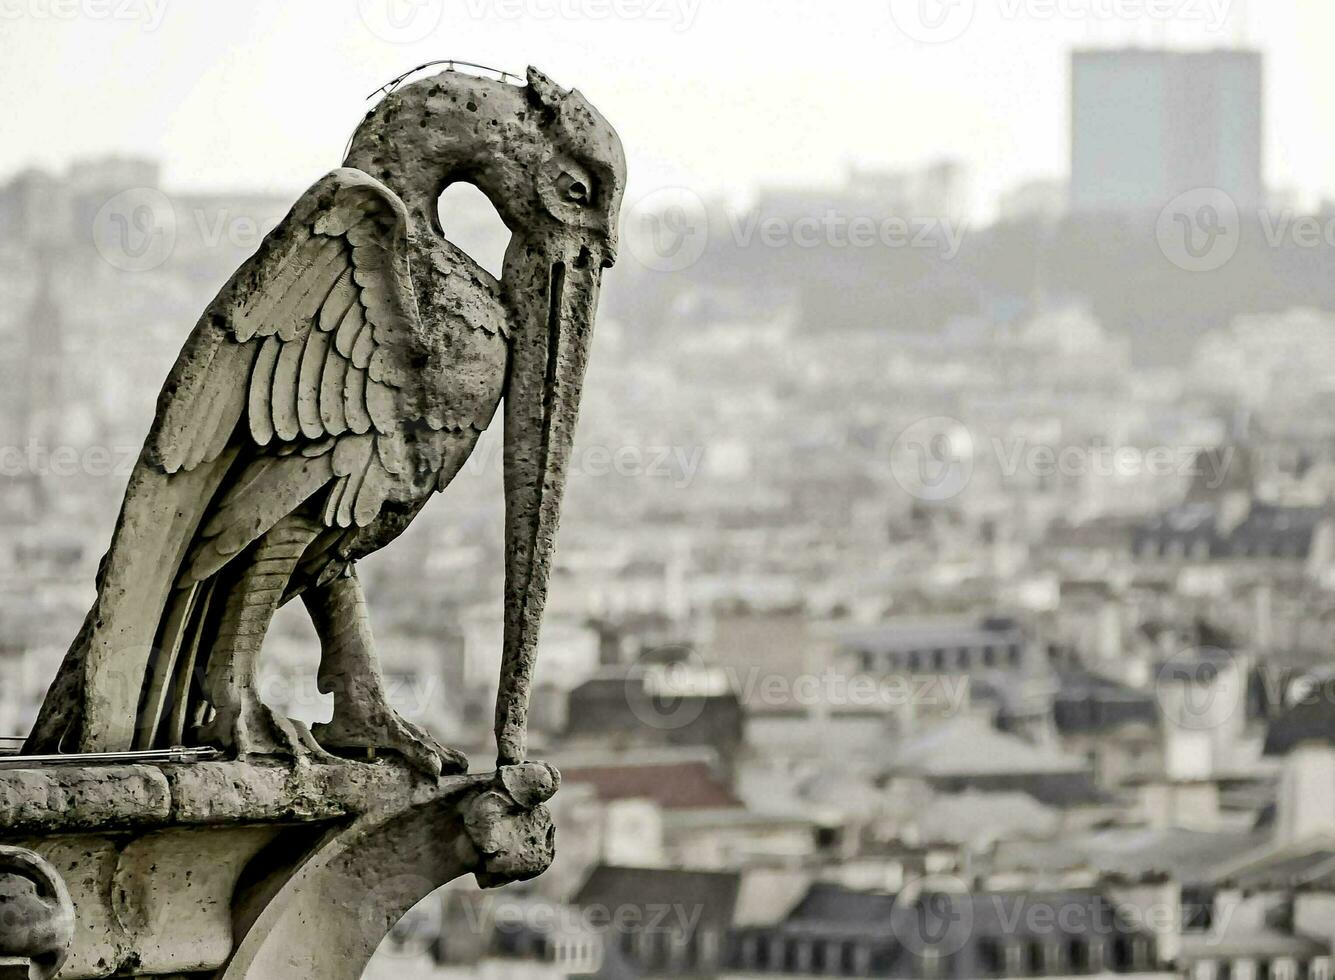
[195,697,341,767]
[313,709,467,778]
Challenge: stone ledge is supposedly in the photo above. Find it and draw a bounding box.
[0,759,559,978]
[0,758,493,836]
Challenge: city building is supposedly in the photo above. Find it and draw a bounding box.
[1070,49,1263,214]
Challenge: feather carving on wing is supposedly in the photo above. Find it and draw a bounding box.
[142,169,432,584]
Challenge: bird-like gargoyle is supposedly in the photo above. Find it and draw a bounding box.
[24,65,625,776]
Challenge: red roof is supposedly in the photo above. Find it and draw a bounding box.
[561,761,743,810]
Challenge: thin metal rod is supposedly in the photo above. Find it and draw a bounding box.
[0,746,221,769]
[367,60,520,100]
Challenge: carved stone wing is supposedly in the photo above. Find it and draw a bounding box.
[141,169,429,581]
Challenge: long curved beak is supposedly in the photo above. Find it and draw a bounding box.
[495,237,607,767]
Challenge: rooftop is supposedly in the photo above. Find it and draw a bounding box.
[560,760,743,810]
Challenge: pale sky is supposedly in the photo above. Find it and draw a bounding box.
[2,0,1334,219]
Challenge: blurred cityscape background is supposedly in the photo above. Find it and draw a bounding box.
[7,3,1335,979]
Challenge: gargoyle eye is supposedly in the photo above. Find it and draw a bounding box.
[557,171,593,206]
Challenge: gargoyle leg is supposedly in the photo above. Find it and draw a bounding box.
[302,569,467,777]
[196,515,325,760]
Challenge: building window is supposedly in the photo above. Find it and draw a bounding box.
[1027,941,1045,975]
[753,934,771,970]
[1111,936,1132,972]
[695,927,719,968]
[652,931,672,970]
[1005,942,1024,976]
[811,940,829,974]
[1182,887,1215,931]
[841,942,861,975]
[783,939,802,972]
[1068,940,1089,974]
[979,938,1004,975]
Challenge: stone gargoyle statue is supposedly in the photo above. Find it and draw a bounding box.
[24,64,625,777]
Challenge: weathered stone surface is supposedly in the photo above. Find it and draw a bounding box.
[0,767,170,835]
[0,759,484,834]
[0,845,74,979]
[1,758,561,978]
[222,762,561,978]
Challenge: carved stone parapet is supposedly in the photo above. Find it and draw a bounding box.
[0,759,559,979]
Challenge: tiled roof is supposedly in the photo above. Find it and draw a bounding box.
[1265,680,1335,754]
[841,616,1024,653]
[1053,670,1159,735]
[1178,927,1329,961]
[914,790,1060,845]
[574,864,741,931]
[890,714,1088,777]
[1214,837,1335,890]
[561,760,743,810]
[993,827,1264,882]
[1136,502,1329,561]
